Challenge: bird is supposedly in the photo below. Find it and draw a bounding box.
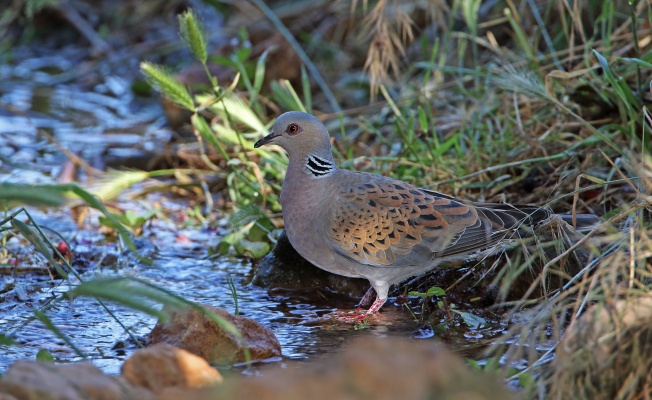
[254,111,600,315]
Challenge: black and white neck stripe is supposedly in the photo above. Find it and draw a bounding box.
[305,154,335,177]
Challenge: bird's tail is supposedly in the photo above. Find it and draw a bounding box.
[558,214,601,232]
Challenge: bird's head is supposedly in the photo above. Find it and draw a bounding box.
[254,112,332,159]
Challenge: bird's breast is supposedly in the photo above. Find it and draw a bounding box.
[279,173,339,266]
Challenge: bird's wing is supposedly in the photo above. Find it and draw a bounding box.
[326,177,550,268]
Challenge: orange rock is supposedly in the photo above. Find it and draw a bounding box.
[0,361,153,400]
[150,304,281,364]
[215,336,516,400]
[122,343,222,392]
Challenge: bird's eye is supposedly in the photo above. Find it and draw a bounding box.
[286,123,302,135]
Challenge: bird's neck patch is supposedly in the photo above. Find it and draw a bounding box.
[305,154,335,178]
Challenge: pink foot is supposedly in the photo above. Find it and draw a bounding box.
[332,308,371,323]
[328,295,387,323]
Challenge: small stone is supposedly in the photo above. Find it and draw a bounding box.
[0,361,153,400]
[122,344,222,392]
[150,304,281,364]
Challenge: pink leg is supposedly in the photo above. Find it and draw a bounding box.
[332,282,389,322]
[358,286,376,307]
[366,295,387,314]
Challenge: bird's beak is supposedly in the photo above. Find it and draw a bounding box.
[254,131,280,148]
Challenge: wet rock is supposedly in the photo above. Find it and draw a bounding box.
[0,361,154,400]
[122,343,222,392]
[252,230,369,299]
[150,304,281,364]
[213,336,516,400]
[551,293,652,399]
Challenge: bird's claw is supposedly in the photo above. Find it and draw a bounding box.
[331,308,375,324]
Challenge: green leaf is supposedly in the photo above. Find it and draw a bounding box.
[518,372,535,388]
[90,170,151,202]
[211,240,232,256]
[246,219,274,242]
[122,210,138,226]
[592,50,641,111]
[0,334,17,346]
[178,9,207,64]
[408,287,445,299]
[98,215,114,229]
[66,277,188,321]
[426,287,446,297]
[36,349,55,363]
[253,47,274,95]
[270,80,306,112]
[140,62,194,111]
[461,0,481,33]
[230,204,267,230]
[621,57,652,69]
[211,55,238,69]
[417,106,428,133]
[235,46,252,63]
[0,183,66,207]
[202,93,266,133]
[466,358,481,371]
[432,133,461,158]
[234,239,270,258]
[451,309,486,329]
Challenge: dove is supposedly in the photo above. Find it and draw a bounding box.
[255,112,599,314]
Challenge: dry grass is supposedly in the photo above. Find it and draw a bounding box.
[355,0,416,97]
[485,155,652,400]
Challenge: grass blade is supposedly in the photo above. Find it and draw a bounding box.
[11,218,69,280]
[35,311,87,359]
